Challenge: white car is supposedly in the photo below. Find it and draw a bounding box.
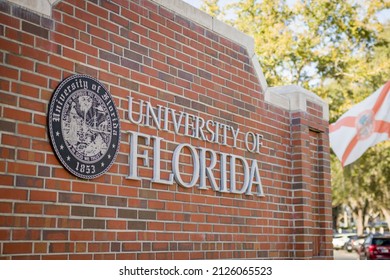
[333,234,354,249]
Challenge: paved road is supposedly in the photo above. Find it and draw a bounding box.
[333,249,359,260]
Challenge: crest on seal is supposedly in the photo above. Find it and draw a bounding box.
[48,74,120,179]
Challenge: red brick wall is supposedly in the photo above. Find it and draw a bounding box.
[0,0,332,259]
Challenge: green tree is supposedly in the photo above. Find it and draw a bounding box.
[327,24,389,234]
[332,141,390,235]
[222,0,296,86]
[201,0,388,89]
[200,0,222,19]
[361,142,390,232]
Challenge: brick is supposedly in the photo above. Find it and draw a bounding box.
[34,242,48,254]
[8,162,36,176]
[6,53,34,71]
[11,82,39,98]
[118,209,137,219]
[0,216,27,227]
[28,217,56,228]
[88,24,108,41]
[87,2,108,18]
[19,97,45,112]
[0,188,27,201]
[96,184,118,195]
[107,196,127,207]
[55,21,79,39]
[14,203,42,214]
[76,40,98,57]
[121,57,140,71]
[57,218,82,229]
[41,254,67,260]
[3,107,32,122]
[58,193,83,203]
[3,242,32,254]
[0,2,9,13]
[92,37,112,52]
[55,1,74,15]
[45,179,71,192]
[72,181,95,193]
[21,46,48,63]
[0,229,11,240]
[18,123,46,138]
[70,230,93,241]
[51,167,73,180]
[122,242,141,252]
[36,63,62,79]
[20,71,47,87]
[63,47,86,63]
[0,120,16,133]
[84,194,106,205]
[43,230,69,240]
[49,242,74,253]
[75,8,97,25]
[75,63,98,77]
[99,50,119,64]
[102,0,119,13]
[107,220,126,229]
[71,206,94,217]
[127,220,146,230]
[96,207,116,218]
[41,16,53,29]
[0,65,18,80]
[12,229,41,240]
[99,71,119,85]
[110,13,130,28]
[0,201,12,214]
[83,219,105,229]
[37,165,50,177]
[0,93,16,109]
[50,31,74,48]
[0,78,9,91]
[50,54,74,71]
[44,205,70,216]
[22,21,48,39]
[138,210,156,220]
[63,14,86,31]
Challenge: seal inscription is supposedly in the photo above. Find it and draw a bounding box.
[48,75,120,179]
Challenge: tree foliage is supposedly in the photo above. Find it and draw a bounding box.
[207,0,389,89]
[200,0,222,19]
[327,24,390,233]
[201,0,390,233]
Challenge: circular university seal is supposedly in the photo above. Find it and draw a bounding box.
[48,74,120,179]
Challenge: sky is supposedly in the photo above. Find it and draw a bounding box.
[182,0,390,23]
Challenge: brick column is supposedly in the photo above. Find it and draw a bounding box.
[266,85,332,259]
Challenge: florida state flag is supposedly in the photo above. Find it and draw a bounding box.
[330,81,390,166]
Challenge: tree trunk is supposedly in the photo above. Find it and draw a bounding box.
[352,208,365,235]
[350,198,368,235]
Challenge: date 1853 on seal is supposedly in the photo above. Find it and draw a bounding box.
[48,74,120,179]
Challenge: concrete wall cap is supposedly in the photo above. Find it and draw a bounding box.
[7,0,59,17]
[268,85,324,103]
[266,85,329,121]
